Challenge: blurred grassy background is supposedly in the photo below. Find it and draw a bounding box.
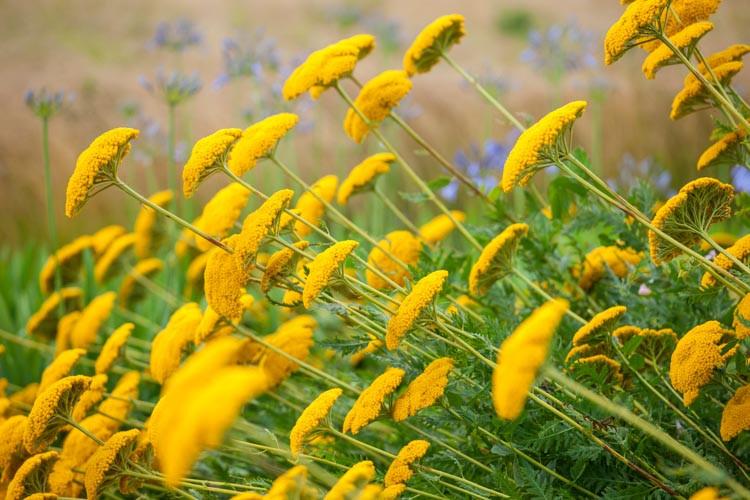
[2,0,749,245]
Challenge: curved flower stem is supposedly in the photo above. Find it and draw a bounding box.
[542,366,750,497]
[113,178,232,253]
[372,184,421,234]
[333,82,482,252]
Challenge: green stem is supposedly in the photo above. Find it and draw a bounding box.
[167,103,177,207]
[372,184,421,234]
[41,116,61,296]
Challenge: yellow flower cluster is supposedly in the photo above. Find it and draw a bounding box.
[235,189,294,271]
[670,321,735,406]
[65,128,140,217]
[733,293,750,338]
[289,388,343,456]
[324,460,376,500]
[192,183,251,252]
[94,233,136,283]
[228,113,299,175]
[71,373,108,422]
[39,236,93,294]
[0,415,28,485]
[576,246,642,291]
[572,306,627,346]
[469,223,528,295]
[84,428,140,500]
[386,270,448,350]
[501,101,587,192]
[702,234,750,287]
[256,316,316,388]
[69,292,116,350]
[392,357,453,422]
[697,130,747,171]
[698,43,750,73]
[253,465,316,499]
[418,211,466,245]
[344,70,412,143]
[94,323,133,375]
[204,236,246,319]
[343,367,405,434]
[182,128,242,198]
[403,14,465,76]
[642,22,714,79]
[337,153,395,204]
[149,303,202,384]
[720,384,750,441]
[261,240,309,293]
[492,299,569,420]
[672,61,744,120]
[649,0,722,52]
[91,225,126,256]
[5,450,59,500]
[570,354,624,384]
[281,175,338,236]
[366,230,422,290]
[133,189,173,258]
[39,348,86,393]
[603,0,666,65]
[302,240,359,308]
[384,440,430,487]
[26,288,83,339]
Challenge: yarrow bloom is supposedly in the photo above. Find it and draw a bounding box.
[576,246,642,291]
[65,128,140,217]
[384,440,430,487]
[302,240,359,308]
[84,428,141,500]
[182,128,242,198]
[469,223,528,295]
[70,292,116,350]
[204,236,247,320]
[149,303,202,384]
[261,240,309,293]
[670,321,736,406]
[343,70,412,143]
[343,367,405,434]
[392,357,454,421]
[603,0,667,65]
[325,460,376,500]
[259,465,314,498]
[733,292,750,338]
[94,323,134,375]
[94,233,137,283]
[720,384,750,441]
[697,130,747,171]
[647,0,722,52]
[366,230,422,290]
[281,175,339,236]
[91,225,127,256]
[569,354,624,384]
[39,348,86,393]
[698,43,750,73]
[572,305,627,346]
[701,235,750,288]
[235,189,294,273]
[5,450,59,500]
[648,177,734,264]
[671,62,744,120]
[641,22,714,79]
[133,190,173,258]
[492,299,569,420]
[501,101,587,192]
[191,183,252,253]
[337,153,395,204]
[289,388,343,456]
[228,113,299,175]
[386,270,449,350]
[26,287,83,339]
[403,14,465,76]
[255,316,316,387]
[39,236,93,294]
[418,211,466,244]
[309,34,376,99]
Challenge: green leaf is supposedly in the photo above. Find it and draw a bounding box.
[548,177,586,219]
[427,176,452,191]
[399,191,430,204]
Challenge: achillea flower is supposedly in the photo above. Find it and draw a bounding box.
[366,231,422,290]
[577,246,642,291]
[492,299,569,420]
[6,450,59,500]
[158,366,268,485]
[91,225,126,256]
[647,0,722,52]
[184,250,210,297]
[70,292,116,350]
[671,62,744,120]
[689,487,724,500]
[324,460,376,500]
[603,0,666,65]
[133,190,173,258]
[282,40,362,100]
[501,101,587,192]
[418,211,465,244]
[94,233,137,283]
[0,415,29,484]
[235,189,295,272]
[385,270,448,350]
[149,303,202,384]
[570,354,624,384]
[343,70,412,143]
[24,375,91,453]
[256,316,316,387]
[338,153,395,204]
[302,240,359,308]
[310,34,376,99]
[94,323,133,374]
[65,128,140,217]
[191,183,251,253]
[228,113,299,175]
[343,367,404,434]
[350,338,383,366]
[698,44,750,73]
[469,223,528,295]
[697,130,747,171]
[263,465,314,498]
[182,128,243,198]
[670,321,736,405]
[26,288,83,339]
[649,178,734,264]
[193,296,252,345]
[701,234,750,287]
[204,236,247,320]
[261,240,310,292]
[734,293,750,338]
[118,258,163,307]
[71,374,108,422]
[572,306,627,346]
[84,429,140,500]
[720,384,750,441]
[54,311,79,356]
[564,344,597,364]
[403,14,465,76]
[642,22,714,79]
[39,236,93,294]
[290,388,343,456]
[39,348,86,393]
[282,175,338,236]
[392,358,453,421]
[384,440,429,487]
[381,484,407,499]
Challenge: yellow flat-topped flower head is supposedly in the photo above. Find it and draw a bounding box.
[302,240,359,308]
[366,230,422,290]
[309,34,376,99]
[649,177,734,264]
[672,61,744,120]
[256,316,316,388]
[572,305,627,346]
[670,321,735,406]
[118,258,164,307]
[603,0,667,65]
[133,190,173,258]
[5,450,59,500]
[263,465,315,499]
[492,299,568,420]
[94,233,136,283]
[283,40,362,100]
[720,384,750,441]
[91,225,127,256]
[502,101,587,192]
[642,22,714,79]
[84,429,140,500]
[569,354,624,384]
[0,414,29,484]
[282,175,339,237]
[645,0,722,52]
[386,270,448,350]
[65,127,140,218]
[699,43,750,73]
[235,189,294,272]
[39,348,86,393]
[338,153,395,204]
[228,113,299,176]
[149,303,202,384]
[325,460,376,500]
[204,236,247,320]
[576,246,642,291]
[39,236,93,294]
[403,14,465,76]
[261,240,309,293]
[182,128,242,198]
[70,292,116,350]
[392,357,453,421]
[701,234,750,288]
[697,130,747,171]
[418,211,466,244]
[343,70,412,143]
[94,323,133,375]
[290,388,343,456]
[71,373,108,422]
[469,223,528,296]
[384,440,430,487]
[343,367,404,434]
[193,183,251,252]
[26,287,83,340]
